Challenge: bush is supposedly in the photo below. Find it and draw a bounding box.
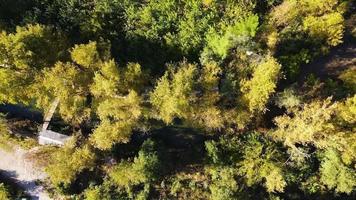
[0,183,10,200]
[83,180,128,200]
[208,167,238,200]
[320,149,356,194]
[339,68,356,92]
[0,115,11,151]
[0,115,37,151]
[275,88,302,109]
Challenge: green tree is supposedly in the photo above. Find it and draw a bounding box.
[23,0,100,39]
[46,141,96,190]
[90,91,142,150]
[0,24,66,104]
[237,134,286,193]
[33,61,92,123]
[208,167,238,200]
[272,98,336,151]
[150,62,197,124]
[109,139,161,198]
[203,14,259,61]
[84,180,127,200]
[319,149,356,194]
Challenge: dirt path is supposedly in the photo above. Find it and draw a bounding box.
[0,147,51,200]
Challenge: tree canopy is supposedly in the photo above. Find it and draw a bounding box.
[0,0,355,199]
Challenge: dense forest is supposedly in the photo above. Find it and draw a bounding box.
[0,0,355,199]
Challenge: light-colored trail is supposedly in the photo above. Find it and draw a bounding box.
[0,147,51,200]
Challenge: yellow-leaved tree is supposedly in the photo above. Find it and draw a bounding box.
[241,56,281,113]
[270,0,345,47]
[90,91,142,150]
[89,59,147,150]
[0,183,9,200]
[150,62,197,124]
[271,97,356,193]
[0,24,66,104]
[31,41,104,124]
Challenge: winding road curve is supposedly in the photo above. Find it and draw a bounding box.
[0,147,51,200]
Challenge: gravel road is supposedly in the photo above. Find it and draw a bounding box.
[0,147,51,200]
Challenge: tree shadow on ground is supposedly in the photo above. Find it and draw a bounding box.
[0,170,33,199]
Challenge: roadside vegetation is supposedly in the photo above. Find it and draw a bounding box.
[0,175,27,200]
[0,115,37,151]
[0,183,9,200]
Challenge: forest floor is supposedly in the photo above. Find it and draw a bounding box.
[298,39,356,83]
[298,14,356,82]
[0,146,50,200]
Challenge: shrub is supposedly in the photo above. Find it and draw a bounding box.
[320,149,356,194]
[0,183,10,200]
[275,88,302,109]
[339,68,356,92]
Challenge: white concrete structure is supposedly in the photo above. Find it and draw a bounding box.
[38,130,71,146]
[38,98,72,146]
